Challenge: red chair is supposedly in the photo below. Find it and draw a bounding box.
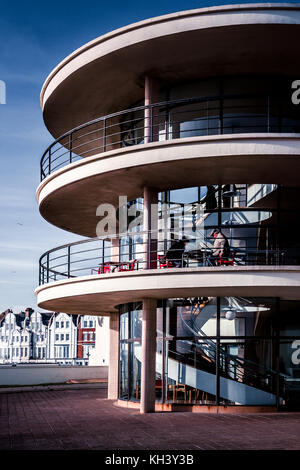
[217,251,236,266]
[118,259,138,272]
[98,263,111,274]
[157,255,174,269]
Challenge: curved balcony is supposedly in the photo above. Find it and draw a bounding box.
[36,231,300,314]
[37,93,300,237]
[40,93,300,181]
[40,4,300,137]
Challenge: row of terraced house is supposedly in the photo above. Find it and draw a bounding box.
[0,308,109,365]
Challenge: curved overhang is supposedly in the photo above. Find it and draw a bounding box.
[35,266,300,315]
[41,3,300,137]
[37,134,300,237]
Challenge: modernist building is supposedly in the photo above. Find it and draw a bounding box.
[36,4,300,412]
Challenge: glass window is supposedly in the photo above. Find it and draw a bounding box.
[166,338,216,405]
[219,338,276,405]
[130,342,142,401]
[220,297,275,338]
[120,312,129,341]
[169,187,198,205]
[119,342,129,400]
[172,297,217,338]
[130,307,142,339]
[279,301,300,337]
[119,297,300,409]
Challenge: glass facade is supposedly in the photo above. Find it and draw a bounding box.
[119,184,300,267]
[119,299,300,409]
[120,76,300,147]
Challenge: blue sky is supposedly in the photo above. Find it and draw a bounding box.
[0,0,298,312]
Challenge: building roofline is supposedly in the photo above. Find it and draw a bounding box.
[40,3,300,109]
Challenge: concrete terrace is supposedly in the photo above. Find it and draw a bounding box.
[0,386,300,450]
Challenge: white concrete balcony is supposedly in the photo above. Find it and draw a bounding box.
[40,4,300,138]
[37,131,300,237]
[35,234,300,314]
[36,265,300,315]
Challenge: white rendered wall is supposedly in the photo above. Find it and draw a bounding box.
[89,316,110,366]
[0,365,108,386]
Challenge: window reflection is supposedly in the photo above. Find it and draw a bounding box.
[119,297,300,409]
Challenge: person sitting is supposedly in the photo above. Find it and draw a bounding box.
[208,229,230,266]
[166,236,189,267]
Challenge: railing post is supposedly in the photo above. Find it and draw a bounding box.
[103,118,106,152]
[165,106,169,141]
[67,246,71,278]
[267,95,270,132]
[46,253,49,283]
[69,132,73,163]
[48,148,51,176]
[215,297,220,406]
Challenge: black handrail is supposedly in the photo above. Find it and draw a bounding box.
[178,304,284,393]
[40,92,300,180]
[38,229,294,286]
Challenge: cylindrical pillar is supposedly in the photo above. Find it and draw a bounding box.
[143,186,158,269]
[144,76,161,144]
[140,298,157,413]
[107,313,119,399]
[111,237,120,263]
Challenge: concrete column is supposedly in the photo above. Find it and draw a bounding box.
[143,76,160,270]
[143,186,158,269]
[140,298,157,413]
[144,76,161,144]
[107,313,119,399]
[111,237,120,263]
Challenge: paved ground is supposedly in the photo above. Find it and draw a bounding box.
[0,386,299,450]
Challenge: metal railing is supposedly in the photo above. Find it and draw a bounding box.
[178,305,281,394]
[169,341,278,395]
[39,230,294,286]
[40,93,300,180]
